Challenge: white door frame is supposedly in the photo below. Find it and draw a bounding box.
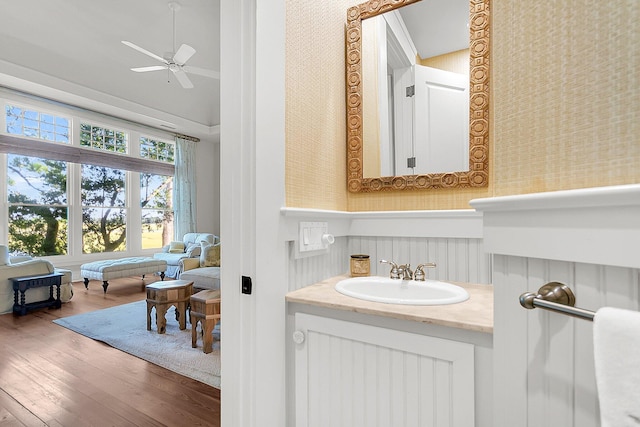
[220,0,287,426]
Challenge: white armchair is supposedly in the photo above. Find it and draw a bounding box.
[178,244,221,291]
[153,232,219,278]
[0,245,73,315]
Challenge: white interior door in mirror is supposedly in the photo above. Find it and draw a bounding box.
[413,65,469,174]
[393,66,415,176]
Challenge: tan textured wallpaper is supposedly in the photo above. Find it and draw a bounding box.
[285,0,359,210]
[285,0,640,211]
[492,0,640,196]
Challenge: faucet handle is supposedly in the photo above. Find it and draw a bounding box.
[414,263,437,281]
[379,259,400,279]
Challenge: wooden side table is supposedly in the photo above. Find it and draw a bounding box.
[190,289,221,354]
[11,272,64,316]
[146,280,193,334]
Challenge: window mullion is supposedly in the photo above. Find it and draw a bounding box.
[68,162,83,259]
[0,153,7,244]
[128,171,142,253]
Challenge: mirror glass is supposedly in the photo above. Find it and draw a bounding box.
[346,0,490,192]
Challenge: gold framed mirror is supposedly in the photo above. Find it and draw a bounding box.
[346,0,490,192]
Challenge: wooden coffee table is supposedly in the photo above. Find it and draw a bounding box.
[146,280,193,334]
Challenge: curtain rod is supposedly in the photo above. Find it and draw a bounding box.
[175,133,200,143]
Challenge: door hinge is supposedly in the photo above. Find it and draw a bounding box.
[406,85,415,97]
[407,157,416,168]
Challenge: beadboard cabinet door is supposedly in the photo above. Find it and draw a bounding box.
[294,313,475,427]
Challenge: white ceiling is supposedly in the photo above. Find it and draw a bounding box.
[0,0,220,141]
[0,0,465,142]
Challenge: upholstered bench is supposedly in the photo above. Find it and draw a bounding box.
[81,257,167,293]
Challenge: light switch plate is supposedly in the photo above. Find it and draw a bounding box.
[298,221,329,253]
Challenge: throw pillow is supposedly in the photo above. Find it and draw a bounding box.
[185,242,201,258]
[168,241,186,254]
[200,242,221,267]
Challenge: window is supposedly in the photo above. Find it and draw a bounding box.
[5,105,70,143]
[139,136,175,249]
[81,165,126,253]
[3,99,176,258]
[80,123,127,153]
[7,154,68,256]
[140,136,175,163]
[141,173,174,249]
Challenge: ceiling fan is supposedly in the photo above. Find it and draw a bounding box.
[121,1,219,89]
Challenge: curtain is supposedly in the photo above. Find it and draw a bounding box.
[174,136,198,238]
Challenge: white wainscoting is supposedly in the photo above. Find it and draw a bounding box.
[492,255,639,427]
[287,236,490,291]
[286,237,350,292]
[472,184,640,427]
[282,208,491,291]
[349,236,490,284]
[294,313,475,427]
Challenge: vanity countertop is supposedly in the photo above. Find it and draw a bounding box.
[286,274,493,334]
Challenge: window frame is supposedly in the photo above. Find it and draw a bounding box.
[0,93,177,260]
[5,103,72,144]
[6,153,70,256]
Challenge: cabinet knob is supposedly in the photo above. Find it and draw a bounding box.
[292,330,305,344]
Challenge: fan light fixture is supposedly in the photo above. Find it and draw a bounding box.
[121,1,219,89]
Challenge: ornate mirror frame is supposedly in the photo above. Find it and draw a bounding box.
[346,0,490,192]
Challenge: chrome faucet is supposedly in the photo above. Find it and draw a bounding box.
[413,263,437,281]
[379,259,400,279]
[398,264,413,280]
[381,260,434,280]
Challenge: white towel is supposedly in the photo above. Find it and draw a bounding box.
[593,307,640,427]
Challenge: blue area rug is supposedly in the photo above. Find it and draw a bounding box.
[53,300,220,388]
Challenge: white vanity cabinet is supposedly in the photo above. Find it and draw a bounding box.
[287,277,493,427]
[293,312,480,427]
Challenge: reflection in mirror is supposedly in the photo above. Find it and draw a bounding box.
[362,0,470,178]
[347,0,490,192]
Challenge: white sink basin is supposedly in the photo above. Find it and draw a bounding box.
[335,276,469,305]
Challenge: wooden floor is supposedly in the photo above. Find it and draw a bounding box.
[0,276,221,426]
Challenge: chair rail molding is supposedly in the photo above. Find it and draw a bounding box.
[470,184,640,269]
[280,208,483,241]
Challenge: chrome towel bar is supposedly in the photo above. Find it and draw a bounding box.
[519,282,595,321]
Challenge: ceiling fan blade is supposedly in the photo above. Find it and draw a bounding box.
[183,66,220,79]
[172,69,194,89]
[122,41,167,64]
[173,44,196,65]
[131,66,167,73]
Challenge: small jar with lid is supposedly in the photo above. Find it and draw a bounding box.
[350,254,370,277]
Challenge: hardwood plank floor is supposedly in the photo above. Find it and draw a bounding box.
[0,276,221,426]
